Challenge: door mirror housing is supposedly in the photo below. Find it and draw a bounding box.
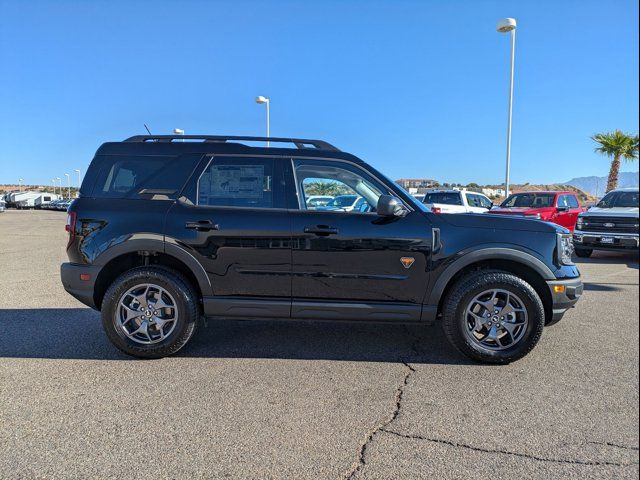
[557,205,569,212]
[377,195,405,217]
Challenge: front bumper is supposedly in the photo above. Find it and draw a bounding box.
[60,263,101,310]
[573,231,639,251]
[546,277,583,324]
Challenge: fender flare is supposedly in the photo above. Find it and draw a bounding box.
[427,247,555,306]
[93,237,212,296]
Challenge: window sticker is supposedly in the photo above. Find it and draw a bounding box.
[201,165,265,199]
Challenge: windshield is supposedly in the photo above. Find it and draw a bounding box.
[327,195,358,207]
[423,192,462,206]
[596,191,639,208]
[501,193,555,208]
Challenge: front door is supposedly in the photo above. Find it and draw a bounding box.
[287,158,433,321]
[166,155,292,317]
[554,194,582,231]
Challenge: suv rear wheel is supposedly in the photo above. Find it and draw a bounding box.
[101,266,199,358]
[442,270,545,364]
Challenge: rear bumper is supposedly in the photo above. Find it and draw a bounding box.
[60,263,100,310]
[546,277,584,323]
[573,231,639,250]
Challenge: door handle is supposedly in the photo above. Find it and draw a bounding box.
[304,225,338,236]
[185,220,219,232]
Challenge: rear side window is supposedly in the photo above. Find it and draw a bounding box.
[424,192,463,206]
[196,156,283,209]
[87,154,202,198]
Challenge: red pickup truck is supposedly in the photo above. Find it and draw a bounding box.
[490,191,587,232]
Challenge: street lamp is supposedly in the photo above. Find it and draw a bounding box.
[18,178,23,191]
[74,169,81,196]
[496,17,517,198]
[56,177,62,196]
[255,96,270,147]
[174,128,185,142]
[64,173,71,199]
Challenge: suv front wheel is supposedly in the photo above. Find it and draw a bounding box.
[442,270,545,364]
[101,266,199,358]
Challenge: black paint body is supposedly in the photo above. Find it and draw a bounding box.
[62,138,581,325]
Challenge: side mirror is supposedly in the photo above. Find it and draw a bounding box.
[377,195,405,217]
[557,205,569,212]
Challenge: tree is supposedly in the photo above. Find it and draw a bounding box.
[591,130,639,192]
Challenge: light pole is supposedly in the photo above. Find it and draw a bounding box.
[174,128,185,142]
[52,179,57,195]
[56,177,62,197]
[64,173,71,199]
[255,96,270,147]
[496,17,517,198]
[74,169,81,195]
[19,178,23,191]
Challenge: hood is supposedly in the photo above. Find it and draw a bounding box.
[490,206,553,215]
[440,212,566,233]
[582,206,639,217]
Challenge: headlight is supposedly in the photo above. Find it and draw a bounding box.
[557,234,575,265]
[576,217,584,230]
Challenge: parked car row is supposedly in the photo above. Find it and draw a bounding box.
[0,191,74,211]
[412,188,639,256]
[41,199,74,211]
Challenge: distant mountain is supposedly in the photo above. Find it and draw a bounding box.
[564,172,639,197]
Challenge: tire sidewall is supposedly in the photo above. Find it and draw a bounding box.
[101,268,197,358]
[447,273,545,363]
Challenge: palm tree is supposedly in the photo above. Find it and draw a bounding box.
[591,130,639,192]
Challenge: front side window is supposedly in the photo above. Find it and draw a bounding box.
[478,195,493,209]
[294,159,387,213]
[197,157,280,209]
[559,195,580,208]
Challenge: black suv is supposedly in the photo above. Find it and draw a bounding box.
[61,135,583,363]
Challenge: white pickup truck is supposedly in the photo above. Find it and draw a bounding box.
[573,187,639,257]
[421,189,493,214]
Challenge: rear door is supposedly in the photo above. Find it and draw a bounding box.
[166,155,292,317]
[287,158,433,321]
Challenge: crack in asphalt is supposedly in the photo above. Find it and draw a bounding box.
[342,361,416,480]
[380,428,640,467]
[586,441,640,452]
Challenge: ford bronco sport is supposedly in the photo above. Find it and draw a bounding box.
[61,135,583,363]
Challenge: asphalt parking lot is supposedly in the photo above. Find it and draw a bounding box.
[1,209,638,479]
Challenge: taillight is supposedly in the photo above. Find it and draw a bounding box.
[65,211,77,247]
[431,207,442,214]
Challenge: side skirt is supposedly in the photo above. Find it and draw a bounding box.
[203,296,438,323]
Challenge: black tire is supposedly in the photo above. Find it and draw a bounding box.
[575,248,593,258]
[101,266,199,359]
[442,270,545,364]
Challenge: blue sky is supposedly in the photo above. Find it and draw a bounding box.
[0,0,638,187]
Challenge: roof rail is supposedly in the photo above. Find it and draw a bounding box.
[123,135,340,151]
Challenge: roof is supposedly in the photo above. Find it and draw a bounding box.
[95,135,364,164]
[611,187,639,192]
[511,191,577,195]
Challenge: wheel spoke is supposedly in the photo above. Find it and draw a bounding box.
[469,312,487,332]
[130,320,151,341]
[121,306,144,324]
[117,283,179,345]
[464,288,529,351]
